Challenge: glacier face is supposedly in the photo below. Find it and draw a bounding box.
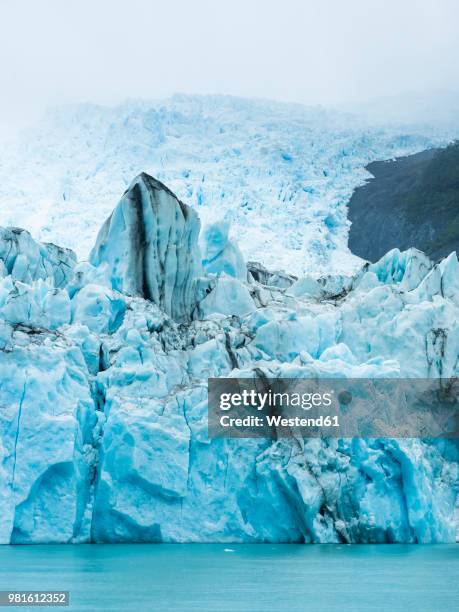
[1,95,459,277]
[0,174,458,544]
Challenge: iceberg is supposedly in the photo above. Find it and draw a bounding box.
[0,174,457,544]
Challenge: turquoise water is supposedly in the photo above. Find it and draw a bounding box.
[0,544,457,611]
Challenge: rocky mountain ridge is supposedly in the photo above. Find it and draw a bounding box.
[349,142,459,261]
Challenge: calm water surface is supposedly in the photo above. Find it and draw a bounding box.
[0,544,457,611]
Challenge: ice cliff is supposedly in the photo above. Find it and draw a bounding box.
[0,174,458,544]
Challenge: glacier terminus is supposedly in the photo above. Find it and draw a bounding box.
[0,170,458,545]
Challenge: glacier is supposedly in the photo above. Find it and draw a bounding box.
[1,95,459,278]
[0,172,458,544]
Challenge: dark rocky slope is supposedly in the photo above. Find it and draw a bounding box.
[348,142,459,262]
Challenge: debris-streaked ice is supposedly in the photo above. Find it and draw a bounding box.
[90,173,202,322]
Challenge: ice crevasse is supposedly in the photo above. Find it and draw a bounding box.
[0,173,458,544]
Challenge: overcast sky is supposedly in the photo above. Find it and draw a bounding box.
[1,0,458,135]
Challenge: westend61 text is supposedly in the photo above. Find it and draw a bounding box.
[220,414,339,428]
